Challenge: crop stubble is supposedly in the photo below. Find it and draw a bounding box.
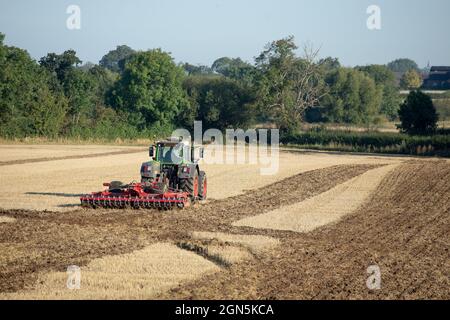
[0,145,447,299]
[0,163,376,296]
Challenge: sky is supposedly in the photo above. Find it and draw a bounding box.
[0,0,449,68]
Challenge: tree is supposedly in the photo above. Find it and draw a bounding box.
[387,58,419,73]
[398,90,437,135]
[0,37,67,137]
[109,49,189,130]
[62,68,97,132]
[99,45,135,73]
[211,57,255,83]
[79,61,96,72]
[400,69,423,90]
[255,36,325,132]
[88,65,118,103]
[182,63,213,76]
[322,68,382,124]
[183,76,255,130]
[357,64,396,85]
[357,64,401,120]
[319,57,341,73]
[39,50,81,82]
[40,50,101,133]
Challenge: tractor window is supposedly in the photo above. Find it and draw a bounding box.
[184,145,191,162]
[158,145,183,163]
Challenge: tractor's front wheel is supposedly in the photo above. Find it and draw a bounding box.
[141,177,154,184]
[180,171,199,200]
[109,181,125,192]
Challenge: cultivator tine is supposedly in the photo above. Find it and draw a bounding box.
[80,182,190,211]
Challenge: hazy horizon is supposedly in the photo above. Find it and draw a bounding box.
[1,0,449,68]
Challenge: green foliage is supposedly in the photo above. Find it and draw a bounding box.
[398,91,438,135]
[387,58,419,73]
[99,45,135,73]
[283,128,450,156]
[109,49,190,130]
[88,65,119,103]
[356,64,396,85]
[0,39,67,138]
[1,32,446,147]
[356,64,401,120]
[255,36,325,132]
[322,68,382,124]
[62,68,98,133]
[183,75,255,129]
[39,49,82,82]
[319,57,341,73]
[182,63,213,76]
[211,57,255,83]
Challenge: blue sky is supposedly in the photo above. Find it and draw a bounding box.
[1,0,449,67]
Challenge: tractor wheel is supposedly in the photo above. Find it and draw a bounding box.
[180,170,199,200]
[109,181,124,192]
[141,177,154,184]
[198,171,207,200]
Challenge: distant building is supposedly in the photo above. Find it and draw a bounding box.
[422,66,450,90]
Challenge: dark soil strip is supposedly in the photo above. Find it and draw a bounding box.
[0,164,376,293]
[0,149,146,166]
[162,161,450,300]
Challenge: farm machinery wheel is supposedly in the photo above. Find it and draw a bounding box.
[109,181,125,192]
[180,170,199,200]
[199,171,207,200]
[141,177,154,184]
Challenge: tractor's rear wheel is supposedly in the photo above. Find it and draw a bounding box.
[180,171,199,200]
[141,177,154,184]
[199,171,207,200]
[109,181,124,192]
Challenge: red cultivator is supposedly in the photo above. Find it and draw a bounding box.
[80,138,207,210]
[80,182,191,210]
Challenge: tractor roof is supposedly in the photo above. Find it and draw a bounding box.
[157,137,190,146]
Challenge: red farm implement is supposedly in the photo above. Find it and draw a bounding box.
[80,181,191,210]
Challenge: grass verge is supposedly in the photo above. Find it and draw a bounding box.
[282,129,450,157]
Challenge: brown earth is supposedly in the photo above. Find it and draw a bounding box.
[0,161,449,299]
[163,160,450,300]
[0,164,375,294]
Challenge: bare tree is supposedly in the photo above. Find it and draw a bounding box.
[256,37,326,132]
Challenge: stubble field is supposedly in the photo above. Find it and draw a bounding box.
[0,144,448,299]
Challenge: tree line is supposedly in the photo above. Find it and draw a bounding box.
[0,33,432,139]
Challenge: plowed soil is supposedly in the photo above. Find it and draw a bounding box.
[0,164,375,295]
[0,158,449,299]
[164,160,450,300]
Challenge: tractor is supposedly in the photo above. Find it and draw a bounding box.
[80,137,207,209]
[140,137,207,200]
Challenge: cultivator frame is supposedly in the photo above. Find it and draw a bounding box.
[80,182,191,210]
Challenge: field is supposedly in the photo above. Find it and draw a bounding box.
[0,144,449,299]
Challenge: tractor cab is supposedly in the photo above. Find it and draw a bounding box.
[140,138,207,200]
[149,139,192,164]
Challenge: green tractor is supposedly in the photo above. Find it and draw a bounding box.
[140,137,207,201]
